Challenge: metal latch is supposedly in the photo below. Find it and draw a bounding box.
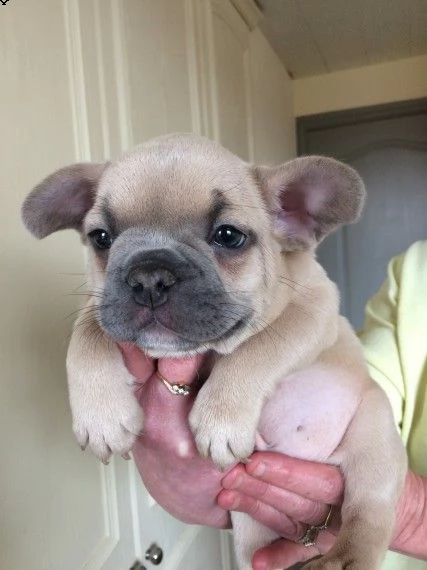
[145,543,164,565]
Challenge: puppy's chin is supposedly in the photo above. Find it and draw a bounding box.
[134,324,207,358]
[126,317,254,358]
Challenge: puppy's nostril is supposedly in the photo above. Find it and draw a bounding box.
[127,272,141,289]
[132,282,144,293]
[126,265,177,308]
[155,279,172,292]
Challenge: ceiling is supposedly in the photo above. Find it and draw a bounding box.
[257,0,427,78]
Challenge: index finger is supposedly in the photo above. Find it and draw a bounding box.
[245,452,344,505]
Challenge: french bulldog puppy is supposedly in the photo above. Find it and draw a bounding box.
[22,134,407,570]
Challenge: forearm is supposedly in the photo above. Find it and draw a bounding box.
[391,471,427,560]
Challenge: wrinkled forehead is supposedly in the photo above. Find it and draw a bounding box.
[92,142,260,232]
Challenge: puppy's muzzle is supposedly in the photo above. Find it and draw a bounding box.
[126,251,179,309]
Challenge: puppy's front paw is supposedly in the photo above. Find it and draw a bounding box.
[189,386,257,470]
[72,386,143,464]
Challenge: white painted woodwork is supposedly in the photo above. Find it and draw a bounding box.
[0,1,294,568]
[294,54,427,117]
[230,0,263,30]
[216,0,258,161]
[247,29,296,163]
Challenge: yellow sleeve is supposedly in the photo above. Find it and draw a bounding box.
[358,254,405,429]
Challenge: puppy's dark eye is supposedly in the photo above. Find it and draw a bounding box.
[213,225,246,249]
[88,229,112,250]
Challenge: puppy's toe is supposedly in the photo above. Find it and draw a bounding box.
[189,396,256,468]
[211,440,248,470]
[194,433,235,469]
[73,423,89,450]
[88,435,113,464]
[211,448,239,471]
[107,426,138,456]
[193,429,253,470]
[120,405,144,437]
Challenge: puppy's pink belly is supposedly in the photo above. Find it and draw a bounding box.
[257,367,362,462]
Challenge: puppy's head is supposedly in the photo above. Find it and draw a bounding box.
[22,134,365,356]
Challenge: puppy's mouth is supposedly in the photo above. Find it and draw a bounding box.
[130,306,250,356]
[98,239,255,356]
[98,297,252,357]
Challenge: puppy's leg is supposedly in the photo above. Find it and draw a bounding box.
[231,512,279,570]
[189,282,339,469]
[67,300,143,463]
[305,386,407,570]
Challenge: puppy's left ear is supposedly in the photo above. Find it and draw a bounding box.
[255,156,366,251]
[22,162,108,239]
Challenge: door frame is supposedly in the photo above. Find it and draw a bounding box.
[297,97,427,155]
[297,96,427,327]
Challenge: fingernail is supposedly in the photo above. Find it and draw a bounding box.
[248,461,265,477]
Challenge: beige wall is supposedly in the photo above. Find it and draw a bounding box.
[293,53,427,117]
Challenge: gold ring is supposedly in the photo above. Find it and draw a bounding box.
[298,505,333,547]
[157,371,192,396]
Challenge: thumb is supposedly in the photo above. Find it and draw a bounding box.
[140,354,204,412]
[158,355,204,386]
[140,355,204,432]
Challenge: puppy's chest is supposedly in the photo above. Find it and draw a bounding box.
[256,366,362,462]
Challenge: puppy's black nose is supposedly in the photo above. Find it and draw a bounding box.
[127,264,177,308]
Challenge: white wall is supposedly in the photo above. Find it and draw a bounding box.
[293,53,427,117]
[0,1,296,568]
[248,29,296,163]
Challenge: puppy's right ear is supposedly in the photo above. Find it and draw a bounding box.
[22,162,108,238]
[255,156,365,252]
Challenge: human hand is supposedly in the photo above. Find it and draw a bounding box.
[219,452,343,569]
[119,344,230,528]
[219,452,427,569]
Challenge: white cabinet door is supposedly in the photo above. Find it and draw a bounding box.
[119,2,231,569]
[210,0,252,160]
[0,1,136,568]
[0,0,232,569]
